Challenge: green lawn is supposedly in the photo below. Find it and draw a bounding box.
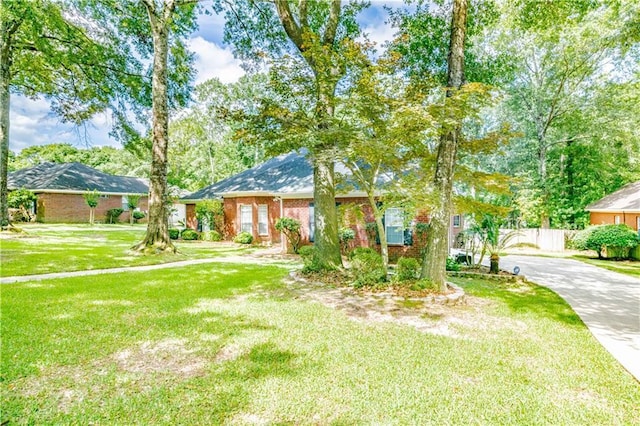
[572,255,640,278]
[2,262,638,424]
[0,224,254,277]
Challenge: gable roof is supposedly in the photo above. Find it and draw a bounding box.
[8,162,149,195]
[585,181,640,212]
[181,149,392,201]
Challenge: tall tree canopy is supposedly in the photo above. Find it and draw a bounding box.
[76,0,198,252]
[219,0,369,270]
[0,0,145,228]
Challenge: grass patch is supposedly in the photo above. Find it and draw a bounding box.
[2,264,639,424]
[0,224,255,277]
[572,255,640,278]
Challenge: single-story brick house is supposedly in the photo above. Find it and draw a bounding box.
[586,181,640,231]
[181,150,465,258]
[7,162,149,223]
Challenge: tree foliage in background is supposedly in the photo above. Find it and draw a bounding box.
[168,76,269,190]
[0,0,147,229]
[75,0,199,253]
[219,0,369,270]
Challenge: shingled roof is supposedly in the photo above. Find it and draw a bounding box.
[8,162,149,194]
[181,150,389,201]
[585,181,640,212]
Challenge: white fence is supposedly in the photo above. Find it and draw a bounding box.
[502,228,567,252]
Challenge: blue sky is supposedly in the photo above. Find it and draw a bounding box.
[9,1,402,153]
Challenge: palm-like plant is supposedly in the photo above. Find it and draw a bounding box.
[482,215,521,274]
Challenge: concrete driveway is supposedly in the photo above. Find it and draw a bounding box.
[499,255,640,382]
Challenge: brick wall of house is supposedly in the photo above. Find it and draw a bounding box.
[224,196,282,243]
[185,195,472,261]
[185,204,197,229]
[590,211,640,231]
[35,193,148,223]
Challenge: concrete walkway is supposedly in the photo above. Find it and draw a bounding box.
[499,255,640,382]
[0,255,294,284]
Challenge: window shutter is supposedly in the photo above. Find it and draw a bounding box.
[404,228,413,246]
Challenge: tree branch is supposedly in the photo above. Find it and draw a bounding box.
[322,0,341,46]
[274,0,304,49]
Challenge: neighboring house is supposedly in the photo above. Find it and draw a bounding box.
[586,181,640,231]
[181,150,465,258]
[7,162,149,223]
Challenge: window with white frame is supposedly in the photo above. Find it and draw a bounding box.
[122,196,129,211]
[385,208,404,245]
[453,214,461,228]
[240,205,253,233]
[615,215,621,224]
[258,205,268,236]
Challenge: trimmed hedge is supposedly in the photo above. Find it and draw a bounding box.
[181,229,199,241]
[234,231,253,244]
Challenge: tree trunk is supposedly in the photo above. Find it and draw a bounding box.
[489,254,499,274]
[274,0,343,270]
[312,156,342,269]
[132,1,175,253]
[420,0,467,293]
[0,20,17,230]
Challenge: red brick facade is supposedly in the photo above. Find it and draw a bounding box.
[183,196,472,259]
[590,211,640,231]
[35,192,149,223]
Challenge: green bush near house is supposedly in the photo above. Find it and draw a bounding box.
[199,230,222,241]
[351,249,387,288]
[446,256,461,271]
[234,231,253,244]
[132,211,146,221]
[169,228,180,240]
[298,245,324,274]
[275,217,302,253]
[181,229,199,241]
[396,257,420,281]
[106,208,124,224]
[338,227,356,253]
[573,224,639,259]
[348,247,378,260]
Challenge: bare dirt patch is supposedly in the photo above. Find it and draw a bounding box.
[113,338,206,377]
[282,273,520,339]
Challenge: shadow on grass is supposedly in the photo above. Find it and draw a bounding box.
[454,278,584,327]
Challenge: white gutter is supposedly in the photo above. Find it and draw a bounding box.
[24,189,147,196]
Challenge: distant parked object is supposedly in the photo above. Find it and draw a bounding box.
[586,181,640,231]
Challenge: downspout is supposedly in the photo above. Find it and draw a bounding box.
[274,196,284,253]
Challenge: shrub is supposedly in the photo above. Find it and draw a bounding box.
[339,227,356,253]
[106,208,124,224]
[169,228,180,240]
[396,257,420,282]
[199,230,222,241]
[446,256,461,271]
[350,249,387,288]
[574,224,639,258]
[8,188,36,210]
[233,231,253,244]
[348,247,378,260]
[181,229,199,241]
[132,211,146,220]
[298,245,324,274]
[410,279,437,292]
[275,217,302,253]
[195,199,224,233]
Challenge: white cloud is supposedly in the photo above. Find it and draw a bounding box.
[361,21,397,51]
[188,36,245,85]
[9,95,118,152]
